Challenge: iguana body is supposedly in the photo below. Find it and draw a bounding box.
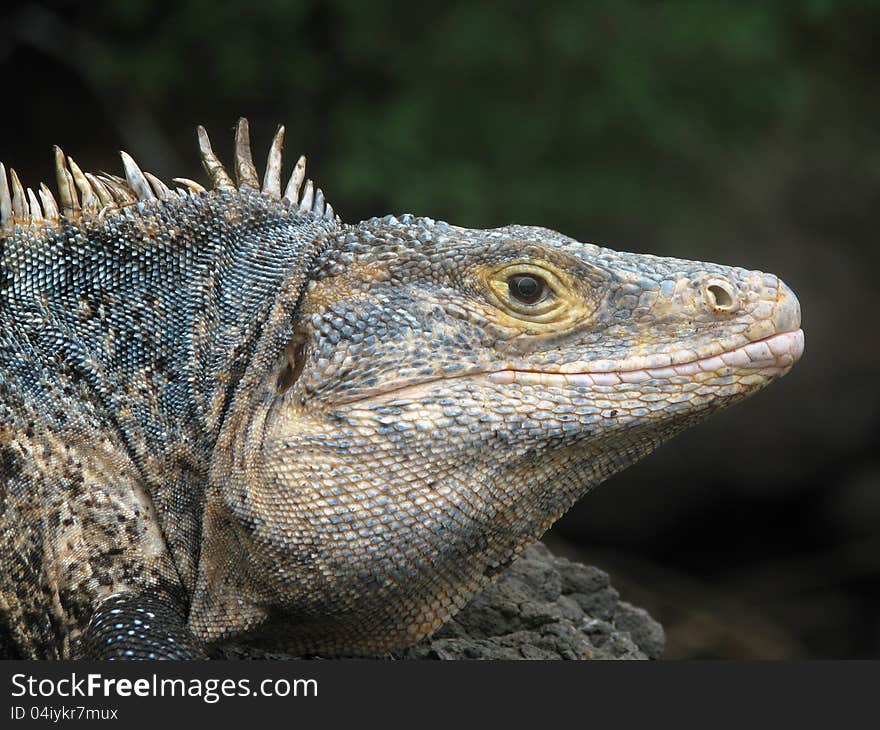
[0,120,803,659]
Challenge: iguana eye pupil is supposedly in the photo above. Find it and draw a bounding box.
[508,274,546,304]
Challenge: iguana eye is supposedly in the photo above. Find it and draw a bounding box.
[484,258,590,328]
[508,273,548,304]
[486,262,567,321]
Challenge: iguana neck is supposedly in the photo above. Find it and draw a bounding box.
[1,188,334,591]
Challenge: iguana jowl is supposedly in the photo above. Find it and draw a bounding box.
[0,119,804,659]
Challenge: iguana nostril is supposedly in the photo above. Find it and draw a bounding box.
[705,281,736,312]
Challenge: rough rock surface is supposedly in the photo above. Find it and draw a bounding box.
[218,543,665,660]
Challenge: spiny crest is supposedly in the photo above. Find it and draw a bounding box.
[0,118,337,235]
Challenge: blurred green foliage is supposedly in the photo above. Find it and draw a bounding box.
[70,1,873,242]
[6,0,879,255]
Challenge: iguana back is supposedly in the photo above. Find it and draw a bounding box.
[0,123,335,657]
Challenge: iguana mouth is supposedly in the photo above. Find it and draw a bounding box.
[335,328,804,407]
[485,328,804,386]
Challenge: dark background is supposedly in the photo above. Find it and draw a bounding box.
[1,0,877,658]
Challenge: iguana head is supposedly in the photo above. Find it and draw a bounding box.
[200,125,802,653]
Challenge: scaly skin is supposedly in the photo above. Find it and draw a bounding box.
[0,120,803,658]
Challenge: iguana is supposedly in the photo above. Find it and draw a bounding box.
[0,119,803,659]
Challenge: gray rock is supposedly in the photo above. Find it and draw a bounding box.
[395,543,663,660]
[218,542,664,660]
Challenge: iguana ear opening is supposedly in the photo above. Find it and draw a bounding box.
[276,336,306,395]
